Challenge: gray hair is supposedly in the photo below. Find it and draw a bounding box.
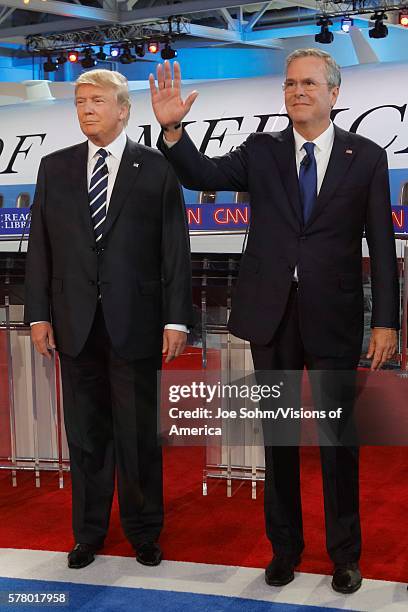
[285,48,341,89]
[75,69,131,125]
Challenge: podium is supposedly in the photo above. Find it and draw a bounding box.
[1,244,407,494]
[192,253,265,498]
[0,253,69,487]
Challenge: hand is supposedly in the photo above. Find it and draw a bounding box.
[149,61,198,132]
[31,322,56,360]
[162,329,187,363]
[366,328,397,370]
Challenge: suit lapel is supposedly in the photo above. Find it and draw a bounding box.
[305,126,356,229]
[71,141,94,241]
[272,127,303,228]
[101,138,143,241]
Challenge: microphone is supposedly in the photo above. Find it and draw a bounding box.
[18,204,33,254]
[399,181,408,206]
[300,154,311,169]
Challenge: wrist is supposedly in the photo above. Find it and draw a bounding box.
[162,123,181,132]
[162,123,182,142]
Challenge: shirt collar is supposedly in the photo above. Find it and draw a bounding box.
[293,122,334,154]
[88,130,127,163]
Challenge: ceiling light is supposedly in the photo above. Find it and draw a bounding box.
[68,51,79,63]
[81,48,97,69]
[369,12,388,39]
[119,45,136,64]
[96,47,107,61]
[315,18,334,44]
[135,43,145,58]
[399,11,408,27]
[161,43,177,60]
[148,41,159,54]
[57,52,67,64]
[341,17,353,33]
[44,55,58,73]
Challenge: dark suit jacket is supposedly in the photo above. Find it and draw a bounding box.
[24,137,193,360]
[158,125,399,358]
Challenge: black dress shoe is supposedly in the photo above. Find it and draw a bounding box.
[265,555,301,587]
[332,562,362,594]
[67,543,99,569]
[136,542,162,567]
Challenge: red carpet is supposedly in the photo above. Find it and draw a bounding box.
[1,338,407,583]
[0,446,407,583]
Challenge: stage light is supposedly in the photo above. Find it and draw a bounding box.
[341,17,353,33]
[81,48,97,69]
[68,51,79,63]
[315,18,334,44]
[148,41,159,54]
[119,45,136,65]
[369,12,388,39]
[44,55,58,73]
[161,43,177,60]
[135,43,145,58]
[96,47,107,61]
[110,46,120,58]
[399,12,408,27]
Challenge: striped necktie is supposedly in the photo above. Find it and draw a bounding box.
[89,148,109,242]
[299,142,317,225]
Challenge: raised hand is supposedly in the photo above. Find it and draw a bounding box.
[149,60,198,130]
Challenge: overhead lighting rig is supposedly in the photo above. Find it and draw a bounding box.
[25,17,188,74]
[315,1,408,44]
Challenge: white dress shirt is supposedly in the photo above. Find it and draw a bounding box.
[32,129,187,334]
[293,122,335,193]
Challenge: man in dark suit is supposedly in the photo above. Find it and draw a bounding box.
[25,69,193,569]
[149,50,399,593]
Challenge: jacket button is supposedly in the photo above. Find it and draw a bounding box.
[89,280,96,286]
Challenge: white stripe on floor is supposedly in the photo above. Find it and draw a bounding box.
[0,549,406,611]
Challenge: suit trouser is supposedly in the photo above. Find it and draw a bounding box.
[59,304,163,548]
[250,283,361,565]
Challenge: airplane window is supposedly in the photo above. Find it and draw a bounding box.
[16,193,31,208]
[399,182,408,206]
[234,192,250,204]
[198,191,217,204]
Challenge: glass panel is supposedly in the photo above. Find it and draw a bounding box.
[16,193,31,208]
[198,191,217,204]
[234,192,250,204]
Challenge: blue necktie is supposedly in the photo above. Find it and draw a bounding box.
[89,148,109,242]
[299,142,317,224]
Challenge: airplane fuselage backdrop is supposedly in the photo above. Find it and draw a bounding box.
[0,61,408,250]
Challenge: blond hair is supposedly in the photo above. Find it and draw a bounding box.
[75,69,131,125]
[286,48,341,89]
